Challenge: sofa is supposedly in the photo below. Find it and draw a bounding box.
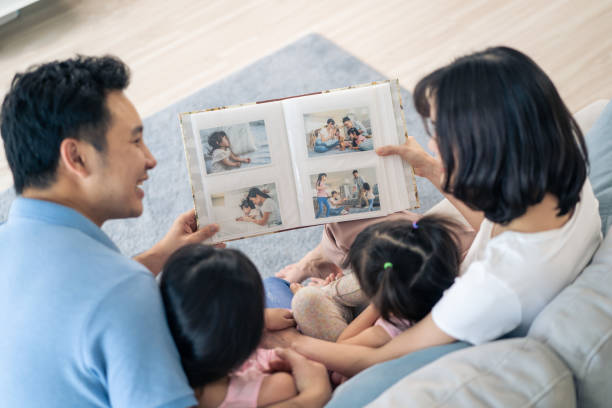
[327,98,612,408]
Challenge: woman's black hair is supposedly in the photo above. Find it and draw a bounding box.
[413,46,588,225]
[343,216,461,323]
[240,198,255,210]
[362,182,371,191]
[247,187,270,199]
[326,118,335,125]
[342,116,351,123]
[160,244,265,388]
[207,130,228,155]
[316,173,327,187]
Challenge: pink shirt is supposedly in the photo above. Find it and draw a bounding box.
[218,348,278,408]
[316,182,329,197]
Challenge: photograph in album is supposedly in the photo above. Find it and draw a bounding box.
[304,107,374,157]
[210,183,283,240]
[199,120,271,175]
[310,167,381,219]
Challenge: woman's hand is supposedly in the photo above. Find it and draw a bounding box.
[265,308,296,331]
[377,136,443,187]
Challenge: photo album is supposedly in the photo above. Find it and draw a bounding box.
[179,80,419,243]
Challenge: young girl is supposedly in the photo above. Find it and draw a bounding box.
[236,198,260,222]
[290,217,461,355]
[160,244,299,408]
[315,173,330,218]
[362,183,375,211]
[208,130,251,173]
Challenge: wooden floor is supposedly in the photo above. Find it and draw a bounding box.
[1,0,611,192]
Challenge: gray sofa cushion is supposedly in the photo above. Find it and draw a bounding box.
[585,99,612,235]
[367,338,575,408]
[528,227,612,408]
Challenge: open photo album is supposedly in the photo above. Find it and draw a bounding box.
[179,80,419,243]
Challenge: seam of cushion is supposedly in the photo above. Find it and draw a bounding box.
[521,370,574,408]
[581,327,612,377]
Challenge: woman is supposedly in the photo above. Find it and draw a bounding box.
[245,187,282,227]
[281,46,602,405]
[313,119,344,153]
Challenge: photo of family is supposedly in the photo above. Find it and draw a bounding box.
[310,168,381,219]
[200,120,271,175]
[304,107,374,157]
[210,183,283,238]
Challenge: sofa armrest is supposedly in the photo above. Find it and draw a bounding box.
[368,338,575,408]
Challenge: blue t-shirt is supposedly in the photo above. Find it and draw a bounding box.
[0,198,197,408]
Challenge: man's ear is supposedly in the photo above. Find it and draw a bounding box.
[58,138,95,178]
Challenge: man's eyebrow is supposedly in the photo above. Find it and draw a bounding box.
[132,125,144,136]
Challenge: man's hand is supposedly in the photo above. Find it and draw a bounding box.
[267,348,332,408]
[134,209,221,276]
[265,308,296,331]
[376,136,443,186]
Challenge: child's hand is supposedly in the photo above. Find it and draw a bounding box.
[244,158,251,163]
[265,308,296,331]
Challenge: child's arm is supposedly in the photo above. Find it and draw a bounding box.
[337,303,380,342]
[229,151,251,163]
[258,372,297,406]
[265,308,296,331]
[292,313,455,377]
[221,158,241,167]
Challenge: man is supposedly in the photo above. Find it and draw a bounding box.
[0,56,330,407]
[342,116,368,137]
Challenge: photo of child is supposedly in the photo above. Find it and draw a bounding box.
[200,120,271,175]
[310,167,380,219]
[304,107,374,157]
[211,183,283,239]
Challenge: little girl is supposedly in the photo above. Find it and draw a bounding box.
[362,183,375,211]
[208,130,251,173]
[291,216,461,378]
[160,244,298,408]
[236,199,260,222]
[315,173,330,218]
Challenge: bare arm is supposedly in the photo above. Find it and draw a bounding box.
[221,158,241,167]
[292,313,455,377]
[337,303,380,342]
[253,211,271,226]
[229,152,250,163]
[377,137,484,231]
[341,325,392,348]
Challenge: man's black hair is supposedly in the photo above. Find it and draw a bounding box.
[342,116,351,123]
[160,244,265,388]
[414,46,588,224]
[0,55,130,194]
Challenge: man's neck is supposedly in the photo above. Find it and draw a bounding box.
[22,186,106,227]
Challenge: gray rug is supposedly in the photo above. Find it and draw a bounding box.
[0,33,442,278]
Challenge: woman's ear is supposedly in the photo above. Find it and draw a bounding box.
[58,138,94,178]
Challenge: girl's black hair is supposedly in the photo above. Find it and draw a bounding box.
[160,244,265,388]
[347,127,359,136]
[316,173,327,187]
[326,118,335,125]
[207,130,228,155]
[343,216,461,323]
[414,46,588,225]
[247,187,270,199]
[240,198,255,210]
[362,182,371,191]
